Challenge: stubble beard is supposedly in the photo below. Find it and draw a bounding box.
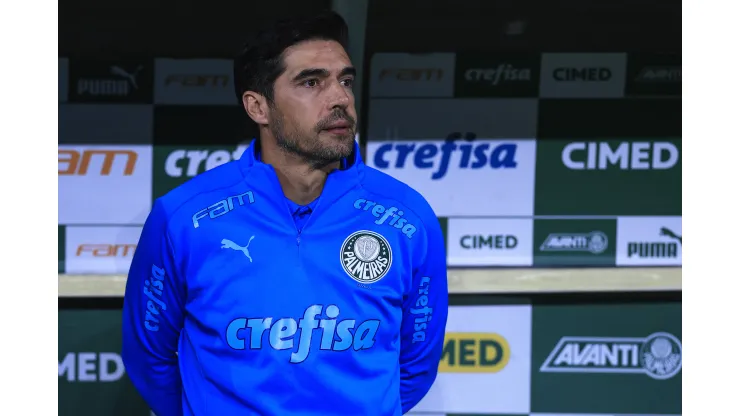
[270,108,355,169]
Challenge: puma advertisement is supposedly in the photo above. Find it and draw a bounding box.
[616,216,682,266]
[68,59,154,103]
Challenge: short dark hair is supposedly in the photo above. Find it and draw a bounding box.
[233,11,350,104]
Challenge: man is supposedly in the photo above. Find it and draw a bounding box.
[122,11,448,416]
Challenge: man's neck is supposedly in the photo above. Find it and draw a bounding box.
[259,139,340,206]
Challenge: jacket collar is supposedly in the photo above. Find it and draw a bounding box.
[238,138,363,209]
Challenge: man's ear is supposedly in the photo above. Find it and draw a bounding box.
[242,91,269,125]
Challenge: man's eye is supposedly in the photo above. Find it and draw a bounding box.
[303,79,318,88]
[341,78,354,87]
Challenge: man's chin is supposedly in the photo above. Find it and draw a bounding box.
[320,131,354,150]
[336,136,356,157]
[316,143,354,167]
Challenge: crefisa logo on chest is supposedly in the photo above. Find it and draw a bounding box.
[340,230,393,284]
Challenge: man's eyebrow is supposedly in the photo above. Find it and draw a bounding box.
[292,66,356,82]
[292,68,330,81]
[339,67,357,77]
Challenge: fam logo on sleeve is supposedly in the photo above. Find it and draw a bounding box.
[539,53,627,98]
[69,59,154,103]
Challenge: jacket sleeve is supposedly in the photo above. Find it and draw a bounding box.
[122,200,185,416]
[399,216,449,414]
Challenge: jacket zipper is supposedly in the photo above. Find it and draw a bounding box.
[295,204,318,253]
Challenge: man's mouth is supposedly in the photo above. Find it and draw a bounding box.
[322,122,353,135]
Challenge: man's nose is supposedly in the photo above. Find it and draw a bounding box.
[326,80,351,109]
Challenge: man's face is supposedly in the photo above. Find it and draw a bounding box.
[269,39,357,167]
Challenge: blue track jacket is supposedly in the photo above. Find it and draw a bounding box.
[122,139,449,416]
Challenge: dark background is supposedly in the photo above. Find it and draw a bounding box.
[60,0,681,148]
[60,0,680,56]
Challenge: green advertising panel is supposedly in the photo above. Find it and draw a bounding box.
[152,144,249,200]
[534,138,682,216]
[59,310,150,416]
[533,219,617,266]
[531,302,681,414]
[58,225,66,273]
[438,216,449,254]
